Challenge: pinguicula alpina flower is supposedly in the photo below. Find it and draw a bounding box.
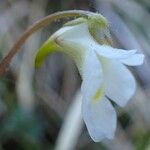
[35,14,144,142]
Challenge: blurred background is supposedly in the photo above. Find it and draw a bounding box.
[0,0,150,150]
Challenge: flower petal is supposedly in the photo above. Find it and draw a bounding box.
[55,23,94,46]
[101,58,136,107]
[82,96,117,142]
[95,45,137,59]
[81,51,116,142]
[119,54,144,66]
[81,50,103,100]
[53,23,99,74]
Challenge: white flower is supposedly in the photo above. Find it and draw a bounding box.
[35,16,144,142]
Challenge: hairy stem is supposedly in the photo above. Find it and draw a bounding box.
[0,10,93,75]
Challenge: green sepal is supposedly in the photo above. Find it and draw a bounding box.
[35,38,60,68]
[87,14,112,45]
[88,14,108,29]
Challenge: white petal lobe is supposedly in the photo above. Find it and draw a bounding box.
[95,45,137,59]
[120,54,144,66]
[57,23,95,46]
[81,50,103,100]
[82,97,117,142]
[81,50,116,142]
[101,58,136,107]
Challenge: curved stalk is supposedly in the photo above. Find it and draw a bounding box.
[0,10,93,75]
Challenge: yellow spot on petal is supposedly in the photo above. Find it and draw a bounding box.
[93,87,104,102]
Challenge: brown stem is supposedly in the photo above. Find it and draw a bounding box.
[0,10,93,75]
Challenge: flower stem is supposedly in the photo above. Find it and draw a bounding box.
[0,10,93,75]
[54,91,83,150]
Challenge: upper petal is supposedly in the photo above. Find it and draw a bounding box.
[82,96,117,142]
[101,58,136,107]
[95,45,137,59]
[53,23,101,74]
[55,23,95,48]
[119,54,144,66]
